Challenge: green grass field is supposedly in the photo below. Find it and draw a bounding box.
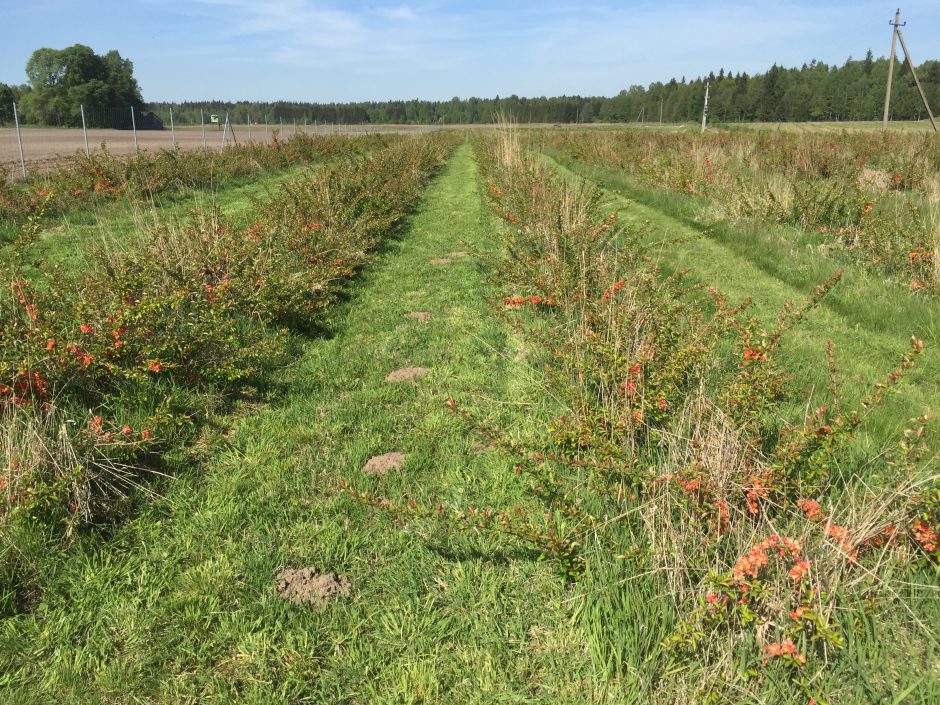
[0,143,593,703]
[542,149,940,458]
[1,132,937,704]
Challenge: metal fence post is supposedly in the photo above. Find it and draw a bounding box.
[80,104,90,157]
[169,107,176,148]
[131,107,138,151]
[200,108,206,149]
[13,102,27,181]
[220,111,228,153]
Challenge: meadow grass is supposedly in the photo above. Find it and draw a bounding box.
[474,128,939,703]
[0,134,937,705]
[542,149,940,460]
[727,120,939,133]
[0,143,599,703]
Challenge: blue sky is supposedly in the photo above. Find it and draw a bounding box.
[2,1,939,102]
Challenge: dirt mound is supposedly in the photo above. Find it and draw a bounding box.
[858,167,892,191]
[363,451,407,476]
[275,568,351,607]
[404,311,432,322]
[429,258,451,265]
[386,367,428,383]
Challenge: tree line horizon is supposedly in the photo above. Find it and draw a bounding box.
[1,45,938,127]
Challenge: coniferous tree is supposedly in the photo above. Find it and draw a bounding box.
[10,47,935,127]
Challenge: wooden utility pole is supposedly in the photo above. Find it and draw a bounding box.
[701,81,710,133]
[882,9,900,130]
[883,9,937,132]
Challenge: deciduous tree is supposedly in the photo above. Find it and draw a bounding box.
[19,44,144,127]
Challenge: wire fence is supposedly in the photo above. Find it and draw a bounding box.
[2,102,434,183]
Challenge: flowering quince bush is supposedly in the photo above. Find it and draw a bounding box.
[0,133,458,582]
[0,132,390,238]
[343,129,939,703]
[546,129,940,294]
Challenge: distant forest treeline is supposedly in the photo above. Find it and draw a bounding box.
[3,51,938,127]
[144,52,939,127]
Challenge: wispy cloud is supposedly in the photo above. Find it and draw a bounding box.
[373,5,418,21]
[185,0,367,57]
[3,1,939,101]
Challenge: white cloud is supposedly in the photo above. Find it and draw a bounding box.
[144,0,940,100]
[374,5,418,21]
[183,0,369,60]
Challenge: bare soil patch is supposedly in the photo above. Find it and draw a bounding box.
[404,311,432,322]
[275,567,351,607]
[446,251,469,258]
[429,258,451,265]
[386,367,428,383]
[1,123,441,181]
[363,451,407,476]
[1,126,261,180]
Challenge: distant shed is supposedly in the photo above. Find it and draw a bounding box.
[137,111,164,130]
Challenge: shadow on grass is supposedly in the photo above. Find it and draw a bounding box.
[426,539,542,569]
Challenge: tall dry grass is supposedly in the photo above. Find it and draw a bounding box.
[468,124,940,702]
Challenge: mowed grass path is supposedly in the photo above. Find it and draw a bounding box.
[0,144,592,703]
[545,152,940,459]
